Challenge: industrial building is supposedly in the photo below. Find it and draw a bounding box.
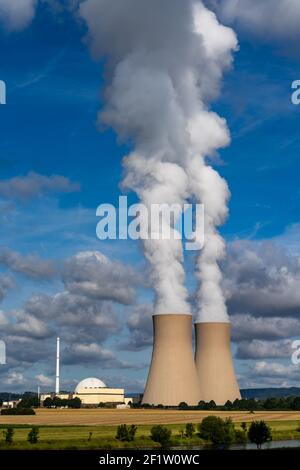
[74,377,126,405]
[40,339,132,407]
[40,377,129,407]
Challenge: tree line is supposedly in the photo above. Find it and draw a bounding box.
[135,396,300,411]
[114,418,273,449]
[43,397,81,408]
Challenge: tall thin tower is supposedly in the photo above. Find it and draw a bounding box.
[55,337,60,395]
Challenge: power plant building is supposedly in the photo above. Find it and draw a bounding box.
[74,378,125,405]
[40,378,129,406]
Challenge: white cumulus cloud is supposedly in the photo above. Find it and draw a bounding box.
[207,0,300,45]
[0,0,37,31]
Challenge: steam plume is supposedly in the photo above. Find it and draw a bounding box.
[79,0,237,320]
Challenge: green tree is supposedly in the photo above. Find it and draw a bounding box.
[28,426,39,444]
[292,397,300,411]
[128,424,137,441]
[223,418,235,445]
[264,397,278,410]
[247,399,258,411]
[197,401,206,410]
[3,427,14,444]
[199,416,224,445]
[68,397,81,408]
[232,398,241,409]
[248,421,272,449]
[198,416,235,447]
[52,396,63,407]
[43,397,53,408]
[18,395,40,409]
[235,429,247,444]
[241,422,247,432]
[116,424,137,442]
[277,398,289,410]
[116,424,129,441]
[150,425,172,448]
[178,402,189,410]
[185,423,195,438]
[207,400,217,410]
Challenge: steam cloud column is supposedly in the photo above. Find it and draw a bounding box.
[195,322,241,405]
[142,314,201,406]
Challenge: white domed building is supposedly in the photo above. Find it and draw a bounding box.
[75,377,107,393]
[73,377,125,406]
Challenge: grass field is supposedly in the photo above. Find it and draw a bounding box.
[0,409,300,449]
[0,420,299,450]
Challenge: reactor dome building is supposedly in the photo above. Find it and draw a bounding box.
[75,377,107,392]
[73,377,125,405]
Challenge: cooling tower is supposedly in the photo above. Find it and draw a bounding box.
[142,314,201,406]
[195,322,241,405]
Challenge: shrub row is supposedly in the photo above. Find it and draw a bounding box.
[1,408,36,415]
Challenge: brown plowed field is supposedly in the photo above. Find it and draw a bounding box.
[1,408,300,426]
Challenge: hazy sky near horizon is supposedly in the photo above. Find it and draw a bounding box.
[1,0,300,393]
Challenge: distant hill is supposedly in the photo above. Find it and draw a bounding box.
[0,391,70,401]
[241,388,300,399]
[0,392,22,401]
[2,388,300,402]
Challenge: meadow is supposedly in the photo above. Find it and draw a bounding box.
[0,409,300,449]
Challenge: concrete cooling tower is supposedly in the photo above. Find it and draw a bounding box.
[142,314,201,406]
[195,322,241,405]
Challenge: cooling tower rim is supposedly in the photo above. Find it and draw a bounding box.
[152,317,231,323]
[194,321,231,325]
[153,313,192,317]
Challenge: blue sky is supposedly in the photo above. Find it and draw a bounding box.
[1,1,300,393]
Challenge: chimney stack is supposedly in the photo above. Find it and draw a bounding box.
[194,322,241,405]
[55,337,60,395]
[142,314,201,406]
